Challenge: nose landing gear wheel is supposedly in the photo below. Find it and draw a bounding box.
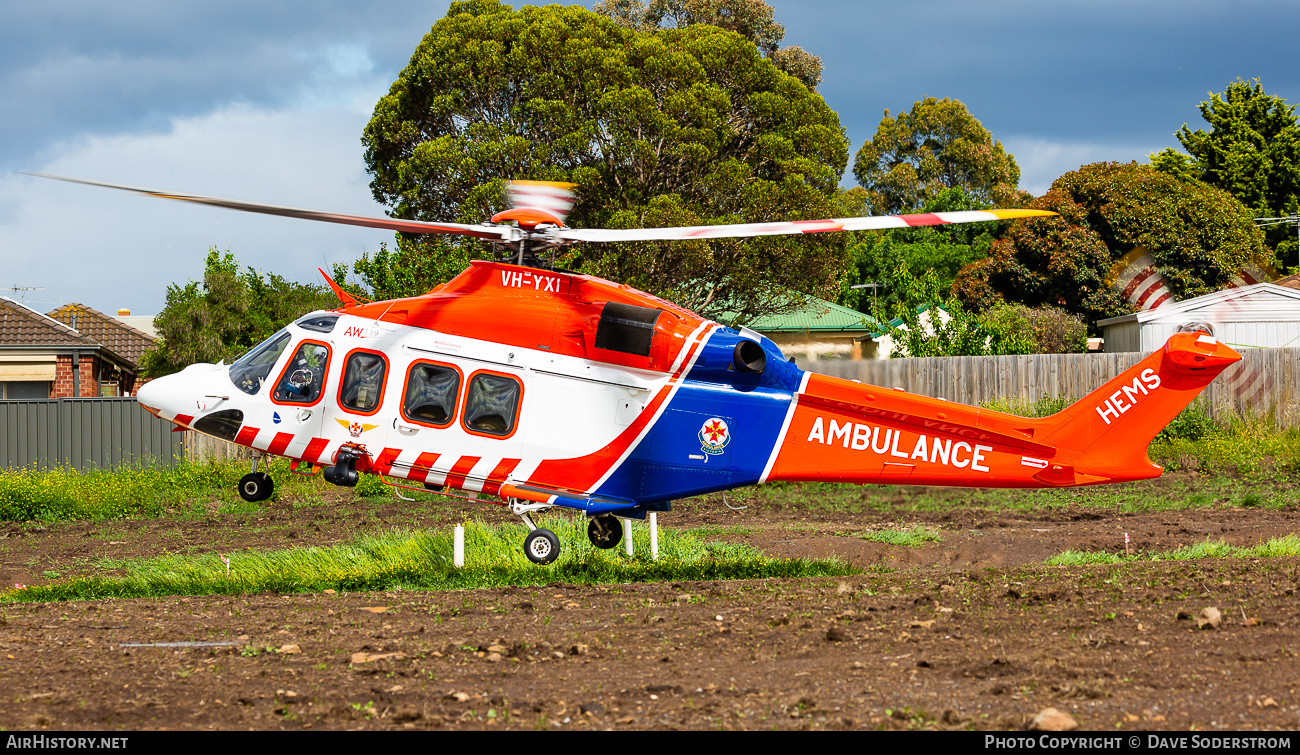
[238,472,274,502]
[524,528,560,565]
[587,515,622,549]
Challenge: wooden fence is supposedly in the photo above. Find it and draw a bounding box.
[182,431,256,464]
[808,348,1300,426]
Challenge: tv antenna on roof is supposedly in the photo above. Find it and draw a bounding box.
[1256,215,1300,268]
[0,286,48,304]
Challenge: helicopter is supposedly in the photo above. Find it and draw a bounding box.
[33,174,1242,564]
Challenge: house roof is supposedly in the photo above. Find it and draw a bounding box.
[1272,273,1300,291]
[743,297,880,334]
[0,296,102,350]
[1096,283,1300,327]
[47,303,157,367]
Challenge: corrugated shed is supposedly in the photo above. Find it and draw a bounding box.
[1098,283,1300,352]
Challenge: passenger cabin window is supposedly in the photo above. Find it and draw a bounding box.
[229,330,292,396]
[402,362,460,427]
[594,302,663,357]
[463,372,522,437]
[339,351,387,415]
[272,342,330,405]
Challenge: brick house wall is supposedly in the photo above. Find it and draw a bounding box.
[52,354,100,398]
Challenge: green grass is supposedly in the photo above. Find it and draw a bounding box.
[0,458,393,522]
[1,517,855,603]
[1046,534,1300,566]
[855,525,943,547]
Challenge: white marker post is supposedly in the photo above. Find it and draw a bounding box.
[453,524,465,568]
[649,512,659,561]
[623,518,634,557]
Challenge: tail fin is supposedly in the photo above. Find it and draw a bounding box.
[1034,331,1239,482]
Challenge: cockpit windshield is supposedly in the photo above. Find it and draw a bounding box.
[228,329,292,396]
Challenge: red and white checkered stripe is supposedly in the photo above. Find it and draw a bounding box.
[1108,248,1277,410]
[1228,259,1273,289]
[1108,249,1173,311]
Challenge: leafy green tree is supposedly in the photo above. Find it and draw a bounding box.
[1150,78,1300,266]
[595,0,823,90]
[839,187,999,315]
[955,162,1267,328]
[853,97,1030,215]
[361,0,850,322]
[869,261,1032,358]
[140,249,346,377]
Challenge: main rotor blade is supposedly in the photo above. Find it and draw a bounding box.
[555,208,1055,243]
[25,172,515,242]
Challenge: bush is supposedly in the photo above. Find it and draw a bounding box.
[1154,403,1216,442]
[982,304,1088,354]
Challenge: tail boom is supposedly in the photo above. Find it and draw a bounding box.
[763,332,1239,488]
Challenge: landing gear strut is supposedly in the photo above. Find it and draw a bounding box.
[587,515,622,549]
[511,499,560,565]
[237,455,274,502]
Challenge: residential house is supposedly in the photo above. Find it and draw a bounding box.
[0,297,152,399]
[744,297,880,363]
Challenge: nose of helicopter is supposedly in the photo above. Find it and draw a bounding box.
[135,373,179,416]
[136,364,217,419]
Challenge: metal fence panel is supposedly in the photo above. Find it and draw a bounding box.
[0,398,185,470]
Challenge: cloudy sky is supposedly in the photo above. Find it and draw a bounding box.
[2,0,1297,316]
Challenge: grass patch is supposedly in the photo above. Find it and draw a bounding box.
[856,525,943,547]
[1045,534,1300,566]
[0,459,395,522]
[2,516,855,603]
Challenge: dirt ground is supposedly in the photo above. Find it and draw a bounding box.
[2,481,1299,731]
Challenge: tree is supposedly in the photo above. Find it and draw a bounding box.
[869,261,1032,358]
[839,187,999,316]
[361,0,850,322]
[954,162,1267,328]
[595,0,823,90]
[853,97,1030,215]
[140,249,346,377]
[1150,78,1300,266]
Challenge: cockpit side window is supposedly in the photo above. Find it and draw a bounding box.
[229,330,292,396]
[272,341,331,405]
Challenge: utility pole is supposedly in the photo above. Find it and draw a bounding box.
[1256,215,1300,270]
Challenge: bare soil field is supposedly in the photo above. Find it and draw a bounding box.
[1,478,1299,731]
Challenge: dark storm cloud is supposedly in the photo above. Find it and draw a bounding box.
[771,0,1300,150]
[0,1,443,168]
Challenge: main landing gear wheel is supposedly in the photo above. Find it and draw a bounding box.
[524,528,560,565]
[587,515,622,549]
[238,472,274,502]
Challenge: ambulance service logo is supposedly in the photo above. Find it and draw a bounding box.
[336,419,378,438]
[698,417,731,455]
